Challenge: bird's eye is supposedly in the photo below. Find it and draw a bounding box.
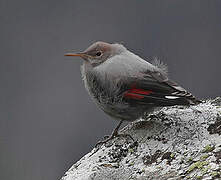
[96,51,102,56]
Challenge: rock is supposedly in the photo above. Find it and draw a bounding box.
[61,98,221,180]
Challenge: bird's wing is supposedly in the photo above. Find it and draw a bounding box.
[122,69,201,107]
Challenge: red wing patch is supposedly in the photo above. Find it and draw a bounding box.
[124,88,152,99]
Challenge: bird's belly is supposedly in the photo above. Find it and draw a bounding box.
[84,80,153,121]
[96,100,153,122]
[82,67,153,121]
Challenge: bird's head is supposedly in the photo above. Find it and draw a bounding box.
[65,41,126,67]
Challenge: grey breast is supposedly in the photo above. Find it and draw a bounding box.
[81,64,151,121]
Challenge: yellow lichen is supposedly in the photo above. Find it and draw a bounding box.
[202,145,215,153]
[200,154,209,160]
[210,170,221,178]
[196,176,202,179]
[170,153,175,158]
[187,157,193,162]
[188,161,209,172]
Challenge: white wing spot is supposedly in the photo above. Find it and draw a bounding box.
[165,96,180,99]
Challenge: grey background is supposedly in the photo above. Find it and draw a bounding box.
[1,0,221,180]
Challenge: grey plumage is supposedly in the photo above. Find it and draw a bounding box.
[151,57,168,75]
[65,41,201,144]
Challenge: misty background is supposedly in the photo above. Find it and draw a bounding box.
[1,0,221,180]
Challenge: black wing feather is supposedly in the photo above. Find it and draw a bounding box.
[123,69,201,106]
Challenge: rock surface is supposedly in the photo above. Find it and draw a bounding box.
[61,98,221,180]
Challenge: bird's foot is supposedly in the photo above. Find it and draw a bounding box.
[142,113,159,121]
[95,132,135,148]
[147,114,159,119]
[95,120,136,148]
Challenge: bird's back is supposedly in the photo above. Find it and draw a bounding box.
[81,50,200,122]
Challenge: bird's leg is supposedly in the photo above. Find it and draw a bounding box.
[95,120,134,147]
[102,121,123,140]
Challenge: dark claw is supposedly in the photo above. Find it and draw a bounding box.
[95,132,135,148]
[95,137,113,148]
[95,120,136,148]
[117,133,134,142]
[148,114,158,119]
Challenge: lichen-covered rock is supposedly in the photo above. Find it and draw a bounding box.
[61,97,221,180]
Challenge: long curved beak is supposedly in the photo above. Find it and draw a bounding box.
[64,52,87,58]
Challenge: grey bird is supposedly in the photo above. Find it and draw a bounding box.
[65,41,201,145]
